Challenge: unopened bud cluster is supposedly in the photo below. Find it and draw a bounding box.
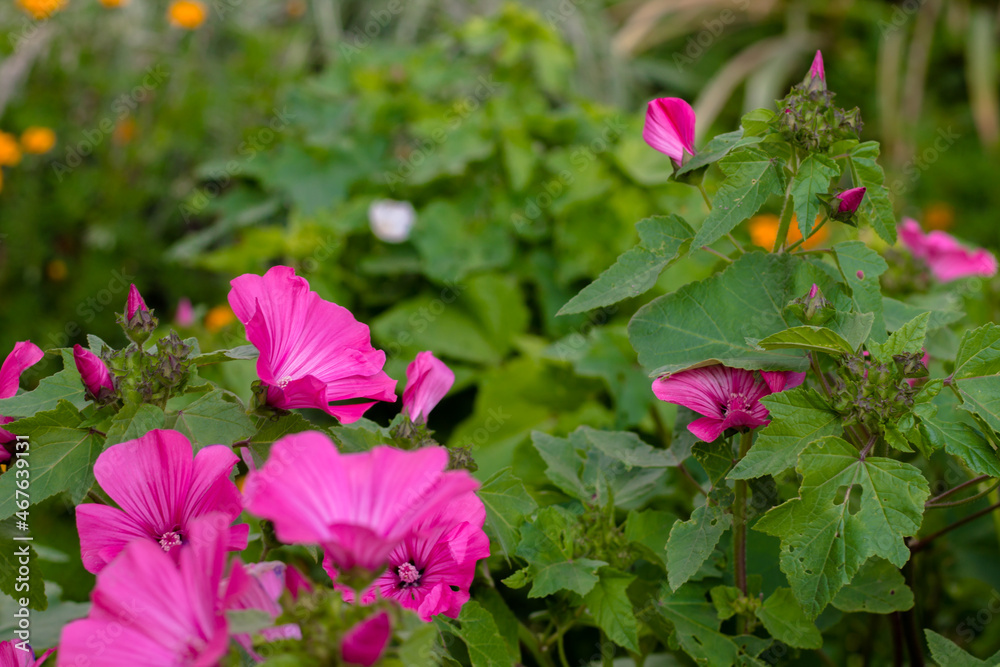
[785,284,835,325]
[831,352,927,431]
[772,52,862,152]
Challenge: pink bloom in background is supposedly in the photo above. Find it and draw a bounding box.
[125,284,148,321]
[836,186,866,214]
[242,431,479,572]
[72,345,115,399]
[643,97,696,165]
[224,561,302,660]
[652,365,806,442]
[341,612,391,667]
[59,514,237,667]
[403,351,455,423]
[0,341,44,446]
[76,429,248,574]
[228,266,396,424]
[175,297,194,327]
[0,641,53,667]
[899,218,998,282]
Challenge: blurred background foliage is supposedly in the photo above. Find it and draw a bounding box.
[1,0,1000,661]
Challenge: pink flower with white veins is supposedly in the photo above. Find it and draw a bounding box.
[643,98,696,166]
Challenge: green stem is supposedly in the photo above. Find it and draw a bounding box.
[697,182,713,210]
[701,246,733,263]
[925,474,992,507]
[601,630,614,667]
[926,479,1000,510]
[772,188,796,254]
[909,500,1000,553]
[518,622,555,667]
[734,430,753,633]
[786,216,827,252]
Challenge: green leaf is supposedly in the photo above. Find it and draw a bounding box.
[833,241,888,343]
[868,312,929,363]
[730,388,841,480]
[330,418,387,453]
[443,601,512,667]
[514,506,607,598]
[756,325,856,356]
[0,359,87,419]
[953,325,1000,434]
[846,142,897,243]
[105,403,166,446]
[584,568,640,651]
[396,622,442,667]
[883,295,964,333]
[248,413,316,462]
[578,425,681,468]
[624,509,674,568]
[710,585,742,620]
[923,419,1000,478]
[791,154,839,238]
[674,129,745,176]
[629,252,817,376]
[924,630,998,667]
[831,558,913,614]
[190,345,259,365]
[693,440,733,488]
[755,437,929,617]
[0,519,47,611]
[655,584,741,667]
[0,401,104,521]
[666,502,732,591]
[168,389,255,451]
[692,147,785,249]
[474,588,521,664]
[478,468,538,560]
[558,215,694,315]
[531,431,590,501]
[756,587,822,649]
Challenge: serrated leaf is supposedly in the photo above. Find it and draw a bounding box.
[558,215,694,315]
[756,326,856,356]
[952,325,1000,434]
[756,587,822,649]
[479,468,538,560]
[846,141,896,243]
[515,506,607,598]
[446,601,511,667]
[247,413,315,463]
[692,147,785,248]
[883,296,963,333]
[584,568,639,651]
[666,502,732,591]
[710,585,741,620]
[924,630,996,667]
[531,432,589,501]
[105,403,166,446]
[834,241,888,344]
[791,154,839,238]
[0,401,104,521]
[831,558,913,614]
[923,419,1000,478]
[674,129,746,176]
[578,425,681,468]
[868,312,929,363]
[755,437,929,617]
[693,439,733,488]
[730,388,841,480]
[0,361,87,419]
[169,389,255,451]
[629,252,817,377]
[655,584,741,666]
[474,588,520,664]
[0,519,47,611]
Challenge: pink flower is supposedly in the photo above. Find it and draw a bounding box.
[126,284,148,321]
[341,612,391,667]
[228,266,396,424]
[72,345,115,400]
[899,218,998,282]
[242,431,479,572]
[806,50,825,90]
[643,98,696,166]
[75,429,248,574]
[59,514,238,667]
[403,352,454,423]
[175,298,194,327]
[0,641,53,667]
[835,186,866,214]
[224,561,302,660]
[652,365,806,442]
[0,341,44,445]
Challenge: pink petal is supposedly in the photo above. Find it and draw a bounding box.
[73,345,114,396]
[341,612,391,667]
[126,284,148,320]
[810,50,825,82]
[403,351,455,423]
[652,366,732,419]
[687,416,726,442]
[643,97,696,164]
[175,297,194,327]
[760,371,806,393]
[835,186,865,214]
[181,445,244,526]
[76,503,152,574]
[0,341,43,400]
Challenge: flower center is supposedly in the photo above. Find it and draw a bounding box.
[723,392,751,415]
[397,562,421,586]
[159,531,183,552]
[276,375,292,388]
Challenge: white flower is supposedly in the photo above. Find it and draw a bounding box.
[368,199,417,243]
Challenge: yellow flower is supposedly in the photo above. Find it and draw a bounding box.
[20,127,56,155]
[205,305,235,332]
[168,0,206,29]
[749,213,829,250]
[16,0,66,19]
[99,0,127,6]
[0,133,22,167]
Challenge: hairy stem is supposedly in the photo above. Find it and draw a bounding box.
[734,430,753,633]
[926,474,990,506]
[910,500,1000,553]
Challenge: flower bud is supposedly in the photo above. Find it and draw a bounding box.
[804,50,826,92]
[643,97,697,167]
[73,345,116,404]
[785,283,835,325]
[121,284,158,343]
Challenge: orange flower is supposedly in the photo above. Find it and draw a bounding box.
[100,0,127,7]
[749,213,829,250]
[16,0,65,19]
[923,202,954,231]
[168,0,206,29]
[20,127,56,154]
[113,118,136,145]
[46,259,67,281]
[205,305,235,332]
[0,133,22,167]
[286,0,305,17]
